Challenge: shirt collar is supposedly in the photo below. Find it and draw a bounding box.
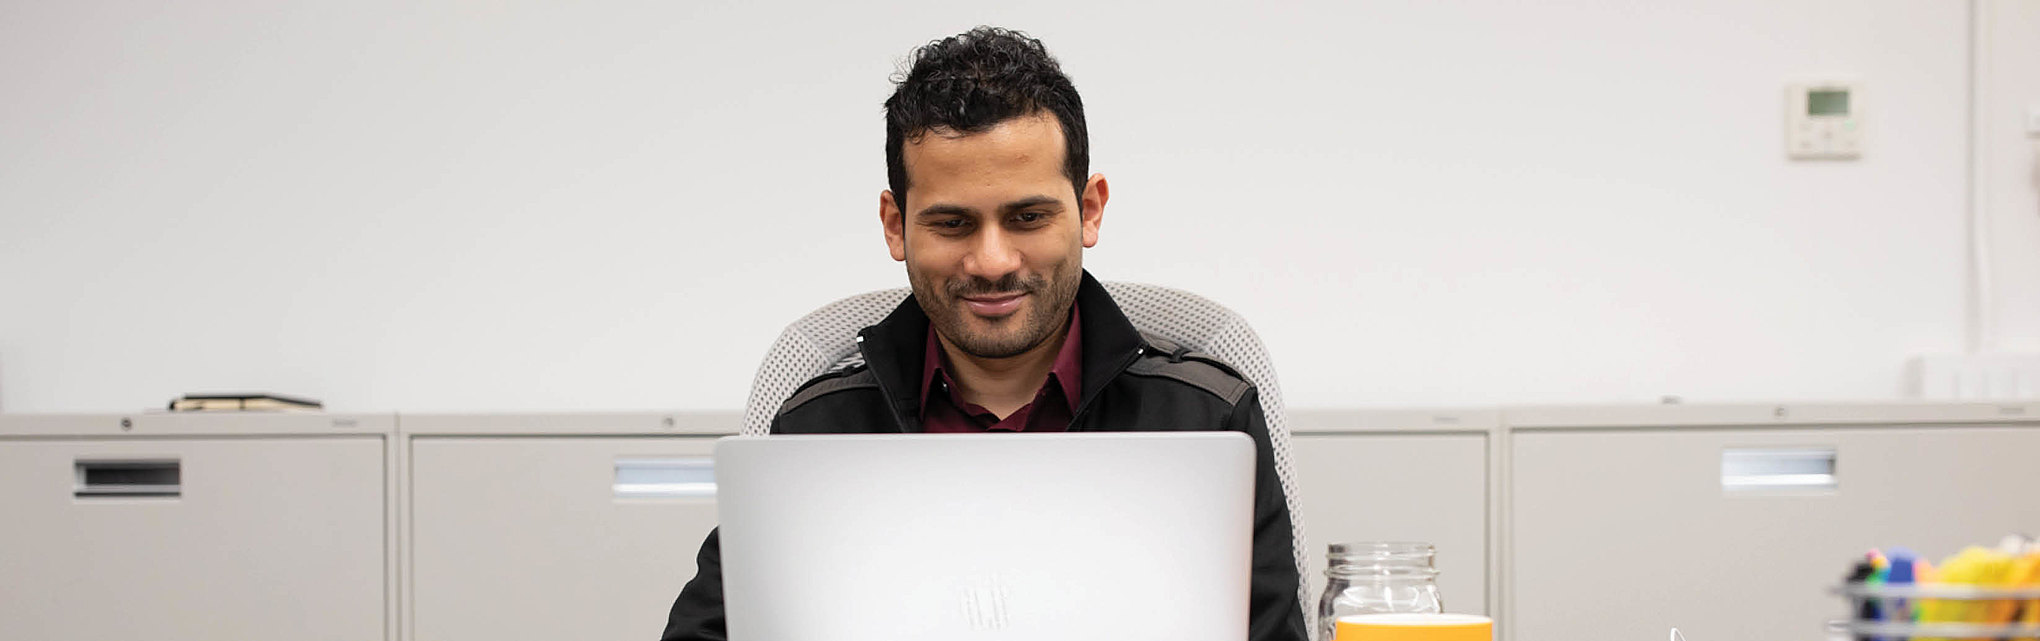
[919,304,1084,417]
[1048,305,1083,411]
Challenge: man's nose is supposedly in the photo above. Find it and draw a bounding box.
[962,227,1023,281]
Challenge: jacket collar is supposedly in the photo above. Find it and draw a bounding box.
[856,270,1145,431]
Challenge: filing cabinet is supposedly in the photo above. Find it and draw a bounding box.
[1508,407,2040,641]
[0,413,394,641]
[12,402,2034,641]
[1289,410,1495,617]
[402,413,734,641]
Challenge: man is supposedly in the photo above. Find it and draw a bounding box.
[661,27,1307,641]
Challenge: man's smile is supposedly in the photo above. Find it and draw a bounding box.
[961,292,1026,317]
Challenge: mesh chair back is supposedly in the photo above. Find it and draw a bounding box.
[739,288,912,436]
[739,282,1315,636]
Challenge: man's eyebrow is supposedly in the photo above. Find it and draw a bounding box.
[998,195,1064,213]
[914,196,1064,219]
[913,203,975,219]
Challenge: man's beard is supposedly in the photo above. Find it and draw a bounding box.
[913,264,1080,360]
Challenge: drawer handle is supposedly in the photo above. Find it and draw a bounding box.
[75,459,181,498]
[614,457,716,499]
[1721,447,1836,492]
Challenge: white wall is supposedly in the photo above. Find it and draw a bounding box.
[1980,0,2040,353]
[0,0,2026,413]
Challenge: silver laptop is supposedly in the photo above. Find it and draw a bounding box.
[714,432,1255,641]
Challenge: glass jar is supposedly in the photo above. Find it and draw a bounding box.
[1318,542,1443,641]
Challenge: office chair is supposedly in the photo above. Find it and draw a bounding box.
[740,282,1316,636]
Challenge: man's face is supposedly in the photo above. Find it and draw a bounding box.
[880,113,1107,360]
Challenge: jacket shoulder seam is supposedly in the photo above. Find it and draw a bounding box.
[776,367,881,416]
[1122,355,1252,405]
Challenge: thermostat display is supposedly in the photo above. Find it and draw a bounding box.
[1788,83,1860,160]
[1807,90,1848,116]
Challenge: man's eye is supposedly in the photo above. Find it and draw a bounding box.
[1014,212,1044,224]
[940,219,967,229]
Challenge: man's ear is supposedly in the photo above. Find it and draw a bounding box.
[880,190,907,262]
[1080,174,1108,249]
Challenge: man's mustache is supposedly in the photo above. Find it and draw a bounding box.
[947,274,1042,298]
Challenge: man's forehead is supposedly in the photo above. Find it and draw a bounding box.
[901,113,1067,186]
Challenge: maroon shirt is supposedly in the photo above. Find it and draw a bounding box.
[920,306,1083,432]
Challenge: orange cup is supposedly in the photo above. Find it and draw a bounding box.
[1334,613,1493,641]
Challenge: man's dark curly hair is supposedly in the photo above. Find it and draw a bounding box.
[884,26,1089,209]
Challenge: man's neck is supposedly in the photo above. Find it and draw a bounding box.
[935,314,1072,420]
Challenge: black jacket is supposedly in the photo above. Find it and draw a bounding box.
[662,272,1308,641]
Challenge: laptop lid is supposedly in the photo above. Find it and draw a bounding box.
[714,432,1255,641]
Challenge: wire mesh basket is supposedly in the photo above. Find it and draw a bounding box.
[1836,583,2040,639]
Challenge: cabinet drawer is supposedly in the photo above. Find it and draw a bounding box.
[409,436,721,641]
[0,437,387,640]
[1511,426,2040,641]
[1292,433,1489,615]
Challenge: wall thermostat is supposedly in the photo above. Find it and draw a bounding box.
[1787,82,1860,160]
